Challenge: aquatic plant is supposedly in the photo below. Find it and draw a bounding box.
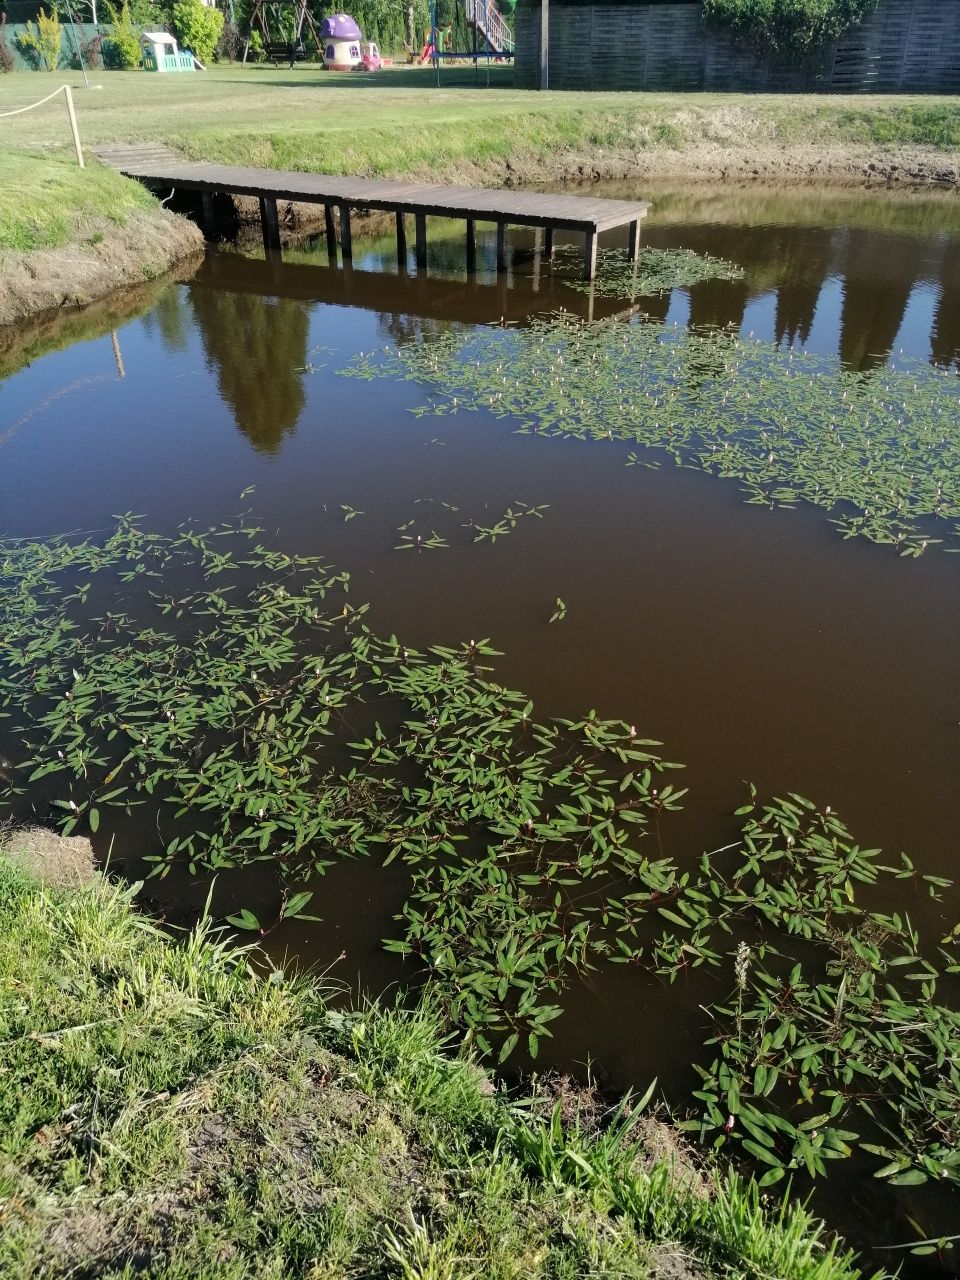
[467,501,549,543]
[1,521,957,1194]
[645,791,960,1190]
[342,314,960,555]
[0,520,684,1060]
[560,245,745,299]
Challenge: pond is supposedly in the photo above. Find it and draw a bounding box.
[1,182,958,1267]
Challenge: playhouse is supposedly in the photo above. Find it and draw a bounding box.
[321,13,362,69]
[141,31,196,72]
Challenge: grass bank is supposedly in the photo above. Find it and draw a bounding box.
[1,68,959,188]
[0,150,201,331]
[0,150,157,254]
[0,856,869,1280]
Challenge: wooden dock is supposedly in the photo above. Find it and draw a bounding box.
[94,144,649,281]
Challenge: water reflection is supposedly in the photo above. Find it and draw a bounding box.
[771,232,837,349]
[141,287,191,355]
[932,240,960,370]
[188,289,310,455]
[228,185,960,376]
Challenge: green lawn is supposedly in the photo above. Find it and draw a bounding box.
[1,66,958,179]
[0,149,157,252]
[0,857,867,1280]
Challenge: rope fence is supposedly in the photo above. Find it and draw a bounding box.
[0,84,84,167]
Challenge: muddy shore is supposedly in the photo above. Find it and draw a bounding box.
[0,207,203,335]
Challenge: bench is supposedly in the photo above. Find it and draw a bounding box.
[264,41,307,66]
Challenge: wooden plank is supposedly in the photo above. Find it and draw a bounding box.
[259,196,281,254]
[339,204,352,263]
[324,203,337,265]
[200,192,217,238]
[396,211,407,272]
[415,212,427,270]
[584,228,597,282]
[627,219,640,261]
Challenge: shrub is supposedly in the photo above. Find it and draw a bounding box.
[172,0,224,64]
[77,32,104,69]
[0,16,15,72]
[103,0,141,67]
[16,8,63,71]
[215,16,241,60]
[246,27,264,60]
[702,0,880,55]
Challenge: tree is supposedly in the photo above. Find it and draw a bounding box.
[172,0,224,63]
[17,8,63,71]
[103,0,141,67]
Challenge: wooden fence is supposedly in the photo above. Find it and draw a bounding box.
[513,0,960,91]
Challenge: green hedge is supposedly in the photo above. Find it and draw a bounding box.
[701,0,880,53]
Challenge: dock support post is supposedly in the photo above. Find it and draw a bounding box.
[396,211,407,271]
[260,196,281,254]
[583,228,597,282]
[200,192,217,239]
[496,222,507,276]
[465,218,476,275]
[544,226,554,261]
[324,204,337,265]
[339,205,353,264]
[415,213,427,271]
[627,219,640,262]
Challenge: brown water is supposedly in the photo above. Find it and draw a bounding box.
[2,183,958,1264]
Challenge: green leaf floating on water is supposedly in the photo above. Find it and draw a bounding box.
[341,313,960,556]
[559,245,745,299]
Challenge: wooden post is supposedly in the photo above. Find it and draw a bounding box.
[63,85,84,168]
[627,219,640,261]
[583,228,597,282]
[200,192,217,239]
[324,204,337,265]
[539,0,549,90]
[496,221,507,276]
[259,196,281,254]
[544,226,554,260]
[465,218,476,275]
[339,205,353,263]
[415,212,427,270]
[396,211,407,271]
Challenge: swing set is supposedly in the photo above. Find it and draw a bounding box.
[241,0,323,67]
[422,0,514,86]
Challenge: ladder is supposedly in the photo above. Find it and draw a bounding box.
[465,0,514,54]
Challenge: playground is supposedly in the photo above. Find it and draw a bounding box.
[238,0,513,73]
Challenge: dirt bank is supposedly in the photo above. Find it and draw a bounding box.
[0,206,204,334]
[224,138,958,242]
[1,826,96,888]
[497,141,960,191]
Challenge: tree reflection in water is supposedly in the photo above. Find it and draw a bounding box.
[188,289,310,455]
